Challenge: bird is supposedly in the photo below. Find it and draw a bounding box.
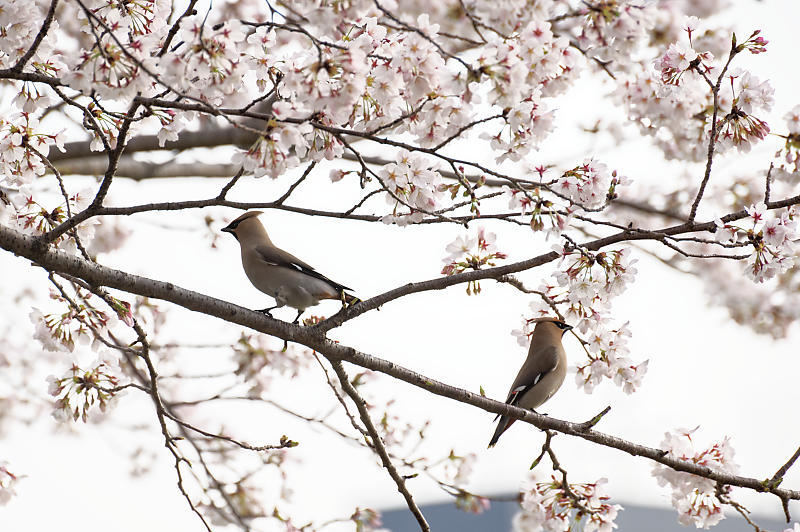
[488,318,572,447]
[221,211,358,322]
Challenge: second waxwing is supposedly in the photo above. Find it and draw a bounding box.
[221,211,357,321]
[488,318,572,447]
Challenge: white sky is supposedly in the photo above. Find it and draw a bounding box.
[2,1,800,531]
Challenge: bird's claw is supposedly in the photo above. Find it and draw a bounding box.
[255,307,277,318]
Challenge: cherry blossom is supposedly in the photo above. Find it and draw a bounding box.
[652,427,739,529]
[441,227,507,293]
[514,473,622,532]
[47,356,122,423]
[576,320,649,395]
[554,159,617,210]
[573,0,657,73]
[378,150,446,225]
[713,203,798,283]
[655,42,702,85]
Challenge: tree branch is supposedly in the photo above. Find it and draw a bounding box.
[2,222,799,512]
[330,359,430,532]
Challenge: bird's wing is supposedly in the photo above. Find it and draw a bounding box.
[504,345,560,405]
[253,245,353,293]
[489,345,560,446]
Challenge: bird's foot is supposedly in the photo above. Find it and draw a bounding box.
[256,306,278,318]
[292,309,303,324]
[340,292,360,308]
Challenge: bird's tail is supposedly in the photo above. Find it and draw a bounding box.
[488,416,515,448]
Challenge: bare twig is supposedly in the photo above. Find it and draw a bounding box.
[330,360,430,532]
[688,44,739,222]
[768,444,800,489]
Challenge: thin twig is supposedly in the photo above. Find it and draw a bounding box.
[768,444,800,489]
[274,161,316,205]
[688,44,739,222]
[330,360,430,532]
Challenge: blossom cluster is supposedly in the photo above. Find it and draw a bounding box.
[2,183,131,257]
[652,427,739,529]
[513,474,622,532]
[572,0,657,73]
[502,160,626,239]
[477,17,582,162]
[575,321,648,395]
[444,450,478,487]
[552,245,637,318]
[441,227,507,294]
[717,70,774,153]
[29,295,110,354]
[455,491,491,515]
[6,186,96,250]
[715,203,798,283]
[617,20,775,160]
[0,112,65,186]
[47,358,121,422]
[771,104,800,195]
[0,0,65,74]
[378,150,446,225]
[554,159,621,210]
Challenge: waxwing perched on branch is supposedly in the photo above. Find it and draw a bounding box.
[221,211,358,322]
[488,318,572,447]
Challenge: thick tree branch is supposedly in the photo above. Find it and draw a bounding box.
[1,223,799,512]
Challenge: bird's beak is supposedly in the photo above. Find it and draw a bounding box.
[221,225,239,241]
